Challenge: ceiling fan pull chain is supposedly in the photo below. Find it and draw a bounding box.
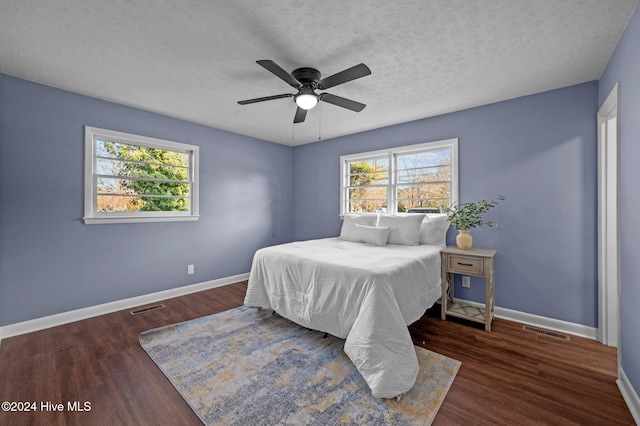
[318,102,322,141]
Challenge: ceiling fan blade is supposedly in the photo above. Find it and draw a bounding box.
[319,93,366,112]
[293,107,307,123]
[317,63,371,90]
[257,60,301,88]
[238,93,292,105]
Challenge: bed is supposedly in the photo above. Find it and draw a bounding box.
[243,213,448,398]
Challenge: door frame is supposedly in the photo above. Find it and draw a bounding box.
[597,82,620,349]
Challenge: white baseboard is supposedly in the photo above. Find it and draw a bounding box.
[618,368,640,424]
[452,298,598,340]
[0,273,249,345]
[494,306,598,340]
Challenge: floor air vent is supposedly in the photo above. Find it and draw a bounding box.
[130,304,166,315]
[523,325,570,341]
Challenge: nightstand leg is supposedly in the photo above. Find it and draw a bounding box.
[485,260,494,332]
[441,271,448,320]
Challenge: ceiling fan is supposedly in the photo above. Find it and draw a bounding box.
[238,60,371,124]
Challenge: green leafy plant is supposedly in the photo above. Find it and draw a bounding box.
[445,196,505,230]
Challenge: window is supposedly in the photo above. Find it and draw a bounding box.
[340,138,458,215]
[84,126,199,224]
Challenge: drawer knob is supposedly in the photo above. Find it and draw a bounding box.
[457,262,473,266]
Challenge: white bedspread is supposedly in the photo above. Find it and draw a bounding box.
[243,238,442,398]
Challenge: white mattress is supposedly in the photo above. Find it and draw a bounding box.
[244,237,442,398]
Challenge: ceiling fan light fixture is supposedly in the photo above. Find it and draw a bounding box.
[295,93,318,110]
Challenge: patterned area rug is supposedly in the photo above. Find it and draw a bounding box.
[140,306,460,425]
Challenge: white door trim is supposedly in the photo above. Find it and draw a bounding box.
[597,82,620,349]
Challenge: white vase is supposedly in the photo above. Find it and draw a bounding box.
[456,229,473,249]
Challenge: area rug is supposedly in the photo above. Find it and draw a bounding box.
[140,306,460,425]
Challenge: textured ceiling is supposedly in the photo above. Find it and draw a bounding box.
[1,0,637,146]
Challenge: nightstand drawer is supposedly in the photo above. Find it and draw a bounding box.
[447,255,484,275]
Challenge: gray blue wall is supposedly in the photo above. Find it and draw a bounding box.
[0,74,293,326]
[599,3,640,408]
[293,82,599,327]
[0,74,603,331]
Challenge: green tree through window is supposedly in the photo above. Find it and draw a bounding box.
[348,159,388,212]
[97,141,190,212]
[84,126,199,224]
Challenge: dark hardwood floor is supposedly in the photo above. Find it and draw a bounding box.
[0,281,634,425]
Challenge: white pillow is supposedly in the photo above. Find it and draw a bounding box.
[339,214,377,241]
[377,214,425,246]
[352,224,391,246]
[420,214,450,247]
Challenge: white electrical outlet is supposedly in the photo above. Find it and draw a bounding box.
[187,264,194,275]
[462,276,470,288]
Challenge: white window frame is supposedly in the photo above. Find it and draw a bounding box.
[84,126,200,224]
[340,138,458,216]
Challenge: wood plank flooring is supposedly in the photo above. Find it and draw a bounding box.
[0,281,634,425]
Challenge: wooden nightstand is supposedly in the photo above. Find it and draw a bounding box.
[440,246,496,331]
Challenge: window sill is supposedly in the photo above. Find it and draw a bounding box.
[83,215,200,225]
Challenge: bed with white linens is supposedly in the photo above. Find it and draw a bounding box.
[243,213,450,398]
